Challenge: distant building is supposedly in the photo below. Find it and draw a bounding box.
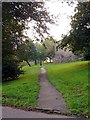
[53,48,79,63]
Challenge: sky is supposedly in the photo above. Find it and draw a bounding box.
[44,0,78,40]
[24,0,78,41]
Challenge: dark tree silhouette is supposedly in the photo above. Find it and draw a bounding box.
[60,2,90,60]
[2,2,53,81]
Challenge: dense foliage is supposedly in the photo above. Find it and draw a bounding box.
[60,2,90,60]
[43,37,55,62]
[2,2,53,81]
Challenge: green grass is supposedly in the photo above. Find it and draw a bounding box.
[0,83,2,104]
[45,61,89,117]
[2,61,89,117]
[2,65,41,107]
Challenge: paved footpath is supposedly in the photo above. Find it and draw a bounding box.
[38,67,71,114]
[1,106,74,118]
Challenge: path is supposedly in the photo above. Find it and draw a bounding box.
[38,67,71,114]
[2,106,74,118]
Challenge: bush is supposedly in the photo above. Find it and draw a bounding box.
[2,58,23,82]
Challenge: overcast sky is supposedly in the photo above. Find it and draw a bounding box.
[24,0,78,41]
[44,0,78,40]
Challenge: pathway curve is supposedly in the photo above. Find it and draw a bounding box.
[38,67,71,114]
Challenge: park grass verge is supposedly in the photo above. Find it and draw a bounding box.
[0,83,2,104]
[45,61,89,117]
[2,65,40,107]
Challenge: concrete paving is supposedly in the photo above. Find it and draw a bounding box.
[2,106,74,118]
[38,67,70,114]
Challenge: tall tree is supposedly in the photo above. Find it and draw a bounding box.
[43,37,55,62]
[28,40,37,65]
[35,42,46,66]
[60,1,90,60]
[17,40,32,67]
[2,2,53,81]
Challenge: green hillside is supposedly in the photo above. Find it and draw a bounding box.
[45,61,89,117]
[2,61,89,117]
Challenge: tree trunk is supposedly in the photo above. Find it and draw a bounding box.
[40,60,42,66]
[35,59,37,65]
[50,57,52,63]
[26,60,31,67]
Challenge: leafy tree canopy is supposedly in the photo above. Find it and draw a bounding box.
[2,2,53,81]
[43,37,55,62]
[60,1,90,60]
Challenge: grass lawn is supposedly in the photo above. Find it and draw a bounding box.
[45,61,89,117]
[0,83,2,104]
[2,65,41,107]
[2,61,89,117]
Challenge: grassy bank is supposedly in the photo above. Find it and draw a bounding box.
[2,61,89,117]
[45,61,89,117]
[2,65,40,107]
[0,83,2,104]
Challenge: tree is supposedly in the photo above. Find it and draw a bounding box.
[35,42,46,66]
[60,1,90,60]
[2,2,53,81]
[17,40,31,67]
[2,12,24,81]
[43,37,55,62]
[28,40,37,65]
